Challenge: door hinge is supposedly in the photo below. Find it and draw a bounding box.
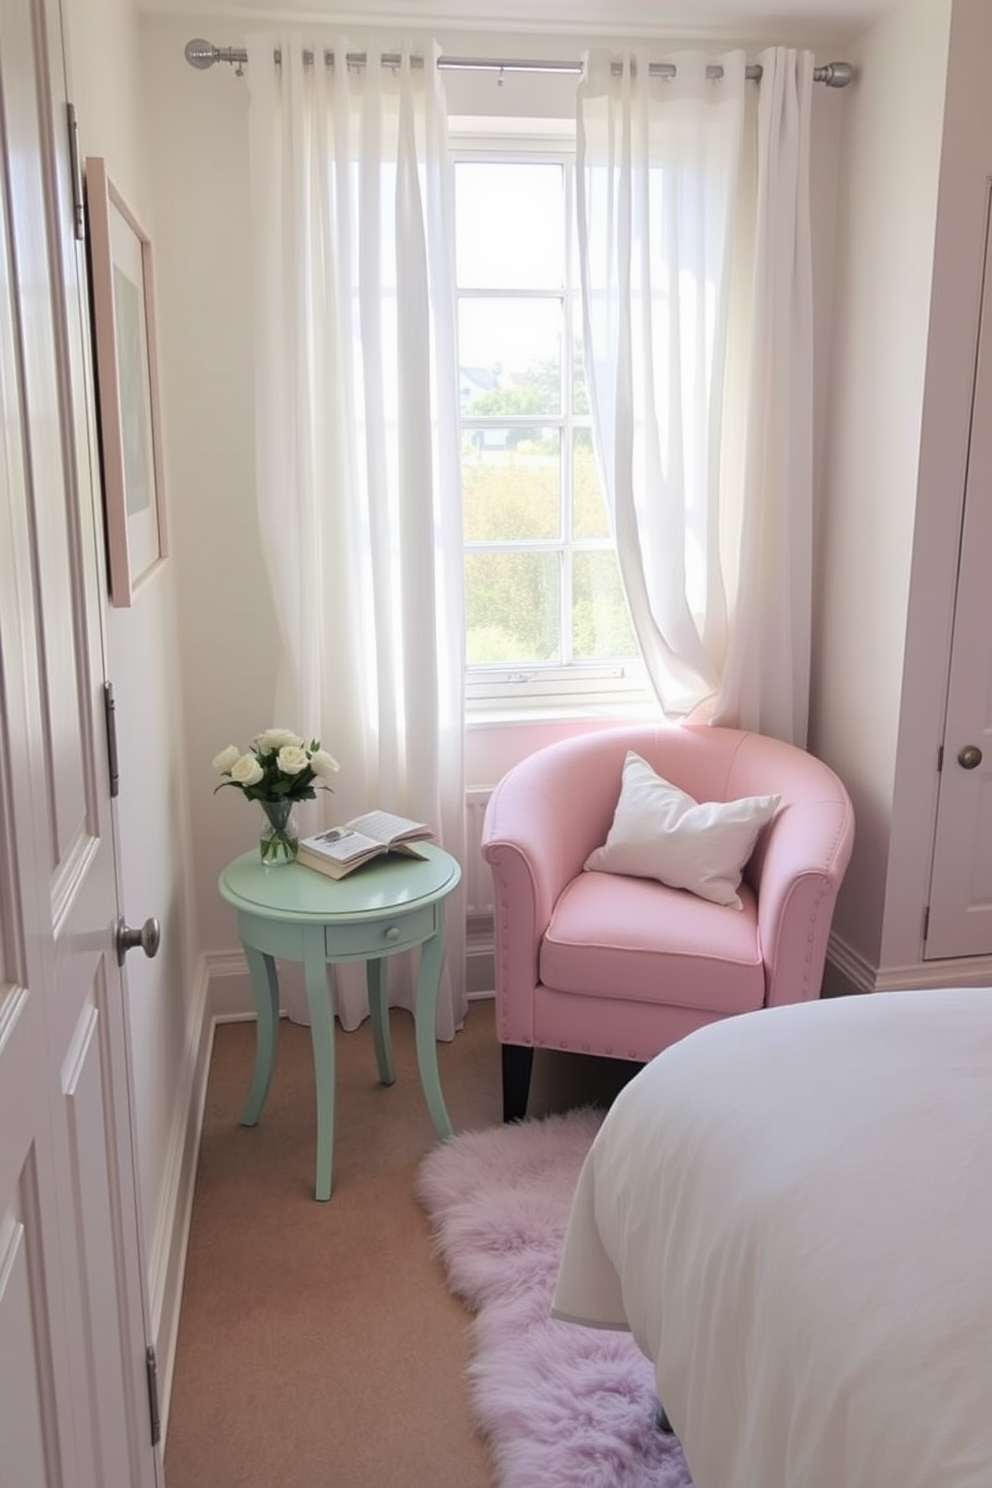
[937,744,944,772]
[145,1345,161,1447]
[922,905,930,944]
[66,102,85,242]
[103,681,120,798]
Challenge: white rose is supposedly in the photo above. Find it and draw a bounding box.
[212,744,241,774]
[253,727,302,755]
[230,753,264,787]
[310,749,340,778]
[277,745,309,775]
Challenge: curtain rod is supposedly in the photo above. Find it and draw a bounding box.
[183,38,855,88]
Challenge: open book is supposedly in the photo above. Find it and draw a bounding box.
[297,809,433,880]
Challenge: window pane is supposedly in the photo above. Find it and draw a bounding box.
[465,551,560,665]
[462,429,560,542]
[572,551,638,660]
[459,299,562,417]
[572,430,609,539]
[456,162,564,290]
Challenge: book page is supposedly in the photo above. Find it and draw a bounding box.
[301,827,381,864]
[346,809,429,845]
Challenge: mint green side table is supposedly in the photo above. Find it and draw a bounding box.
[218,842,461,1200]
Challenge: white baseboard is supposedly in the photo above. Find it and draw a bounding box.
[824,932,877,993]
[209,937,497,1010]
[207,949,256,1020]
[466,923,494,997]
[826,931,992,994]
[209,947,329,1023]
[147,954,215,1441]
[871,955,992,991]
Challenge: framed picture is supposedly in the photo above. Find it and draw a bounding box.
[85,157,168,606]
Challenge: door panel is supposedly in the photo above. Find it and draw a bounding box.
[0,0,161,1478]
[927,194,992,960]
[62,995,131,1481]
[0,990,62,1488]
[0,1208,56,1488]
[2,0,88,858]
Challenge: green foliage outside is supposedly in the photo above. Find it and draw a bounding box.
[461,353,637,669]
[467,385,550,422]
[465,551,560,664]
[462,440,607,542]
[462,443,637,666]
[465,346,590,422]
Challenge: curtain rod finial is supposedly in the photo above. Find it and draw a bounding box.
[185,38,217,70]
[816,60,856,88]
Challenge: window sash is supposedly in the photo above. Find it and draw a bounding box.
[452,129,649,712]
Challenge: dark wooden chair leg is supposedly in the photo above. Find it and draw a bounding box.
[501,1043,534,1123]
[655,1401,675,1434]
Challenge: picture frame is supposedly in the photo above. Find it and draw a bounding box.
[85,157,168,606]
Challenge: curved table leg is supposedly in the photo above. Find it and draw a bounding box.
[366,958,396,1085]
[240,945,280,1127]
[303,932,336,1201]
[414,928,454,1139]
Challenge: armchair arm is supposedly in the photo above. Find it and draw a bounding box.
[753,796,855,1006]
[480,736,624,1045]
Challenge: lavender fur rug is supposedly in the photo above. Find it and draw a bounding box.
[416,1108,694,1488]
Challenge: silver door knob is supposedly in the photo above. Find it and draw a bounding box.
[115,915,161,966]
[957,744,983,770]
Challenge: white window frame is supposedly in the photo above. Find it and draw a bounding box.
[450,121,652,718]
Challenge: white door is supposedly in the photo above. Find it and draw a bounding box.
[926,196,992,962]
[0,0,161,1482]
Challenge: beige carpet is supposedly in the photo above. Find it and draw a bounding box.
[164,997,638,1488]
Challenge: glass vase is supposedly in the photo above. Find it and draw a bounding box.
[258,799,300,865]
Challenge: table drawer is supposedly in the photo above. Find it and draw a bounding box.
[325,904,437,959]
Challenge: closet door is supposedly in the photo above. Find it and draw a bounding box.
[925,194,992,961]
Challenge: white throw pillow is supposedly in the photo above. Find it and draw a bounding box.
[584,751,781,909]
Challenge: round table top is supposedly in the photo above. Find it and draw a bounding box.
[218,840,461,924]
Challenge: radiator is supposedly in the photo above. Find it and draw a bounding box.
[464,787,494,919]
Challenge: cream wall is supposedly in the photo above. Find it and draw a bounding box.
[811,0,952,972]
[139,22,270,971]
[63,0,201,1411]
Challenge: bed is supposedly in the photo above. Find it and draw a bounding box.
[551,986,992,1488]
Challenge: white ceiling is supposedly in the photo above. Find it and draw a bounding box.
[147,0,899,47]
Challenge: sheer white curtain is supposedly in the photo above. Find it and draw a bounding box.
[245,34,467,1036]
[576,47,814,744]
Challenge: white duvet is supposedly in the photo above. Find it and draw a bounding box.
[552,987,992,1488]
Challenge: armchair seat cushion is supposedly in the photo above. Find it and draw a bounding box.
[540,870,766,1016]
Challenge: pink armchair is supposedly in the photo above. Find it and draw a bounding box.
[481,724,855,1121]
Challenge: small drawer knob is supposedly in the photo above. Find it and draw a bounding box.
[384,925,401,942]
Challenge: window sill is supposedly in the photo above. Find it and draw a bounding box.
[466,697,662,728]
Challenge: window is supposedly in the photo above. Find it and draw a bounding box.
[452,136,648,711]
